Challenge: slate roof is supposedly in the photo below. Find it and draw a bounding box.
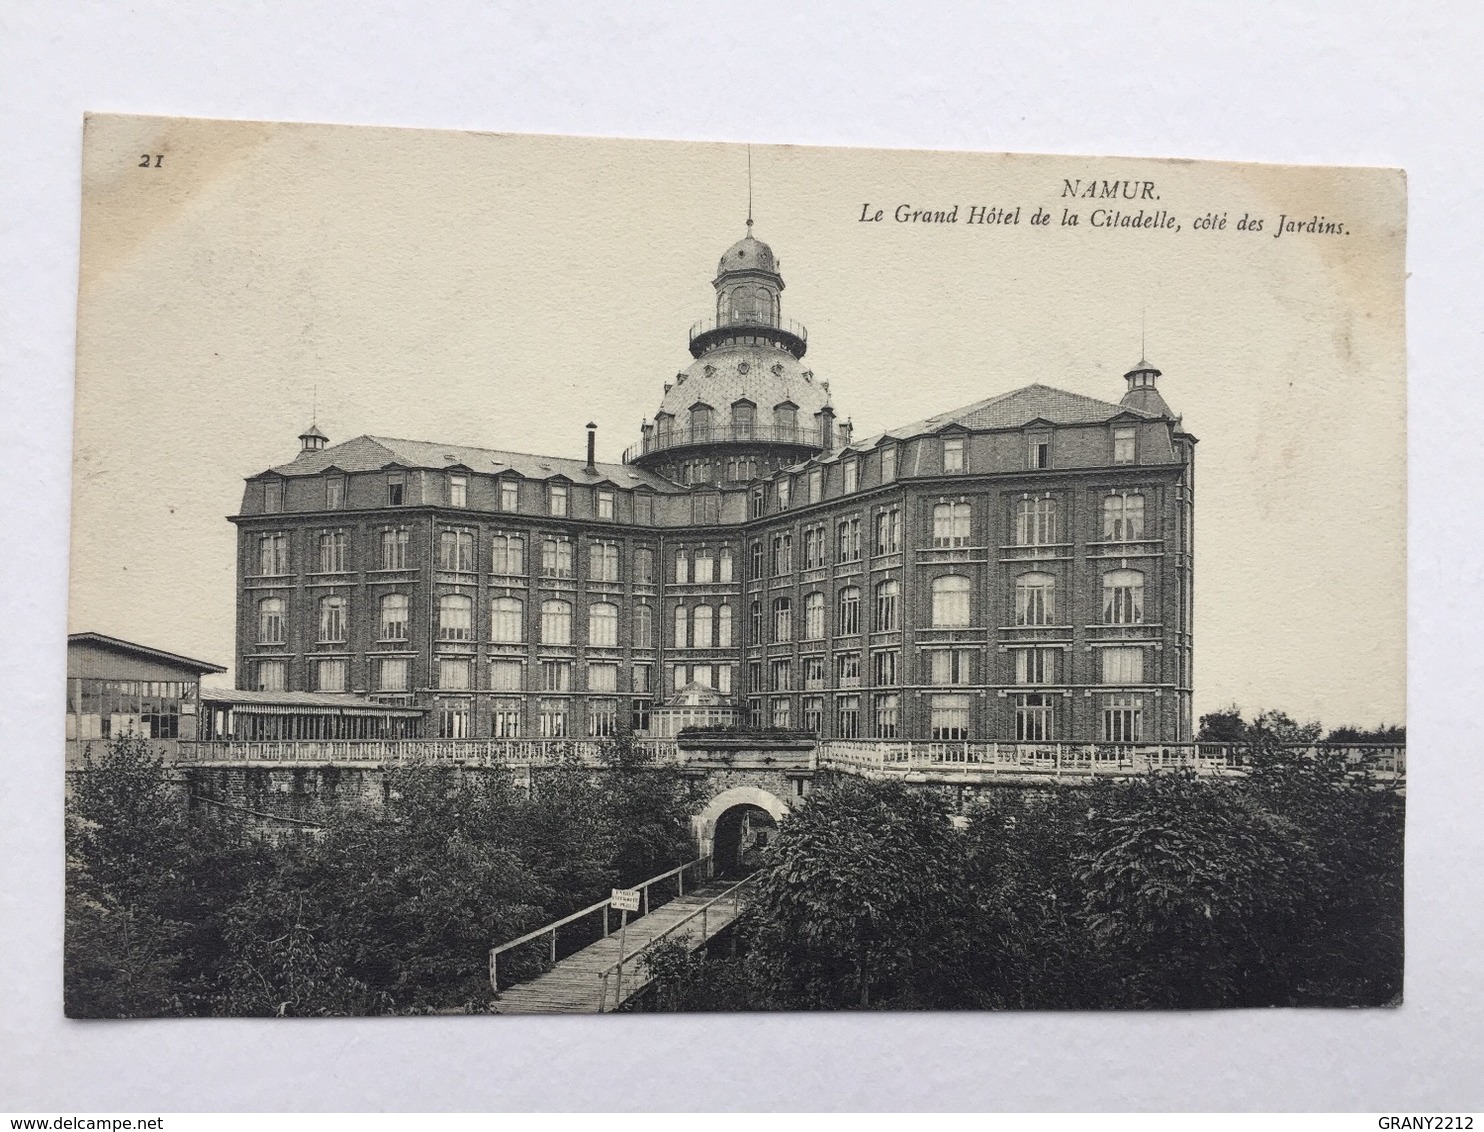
[265,435,683,492]
[851,383,1157,453]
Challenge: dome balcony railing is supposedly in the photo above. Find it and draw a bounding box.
[623,422,826,464]
[688,314,808,359]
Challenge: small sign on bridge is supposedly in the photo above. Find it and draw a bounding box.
[610,888,641,913]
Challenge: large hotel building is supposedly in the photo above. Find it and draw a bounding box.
[231,222,1196,745]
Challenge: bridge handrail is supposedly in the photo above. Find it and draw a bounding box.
[595,872,756,1011]
[488,854,710,991]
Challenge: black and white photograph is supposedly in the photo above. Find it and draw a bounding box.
[61,116,1407,1022]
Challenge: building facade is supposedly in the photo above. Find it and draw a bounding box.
[231,223,1196,744]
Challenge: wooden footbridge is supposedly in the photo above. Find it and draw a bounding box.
[489,856,752,1014]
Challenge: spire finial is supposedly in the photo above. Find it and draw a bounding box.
[312,382,318,424]
[1140,307,1146,364]
[746,144,753,231]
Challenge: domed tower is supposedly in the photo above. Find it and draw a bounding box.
[1121,357,1174,417]
[627,221,837,486]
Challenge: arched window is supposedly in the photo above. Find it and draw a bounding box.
[931,575,972,628]
[774,402,798,436]
[837,586,861,635]
[1102,569,1145,625]
[379,593,409,640]
[804,592,826,640]
[690,403,713,439]
[1102,494,1146,541]
[318,595,347,642]
[693,604,714,648]
[718,604,733,647]
[1014,497,1059,546]
[257,597,285,644]
[589,541,620,582]
[491,533,525,575]
[438,594,472,641]
[634,603,653,649]
[635,547,654,585]
[540,599,572,645]
[772,597,792,643]
[589,602,619,648]
[1015,572,1056,626]
[875,579,900,631]
[674,604,689,648]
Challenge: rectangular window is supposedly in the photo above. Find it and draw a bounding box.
[803,655,826,690]
[750,540,765,579]
[541,538,573,578]
[589,541,620,582]
[448,473,468,507]
[325,476,345,509]
[717,665,732,694]
[635,547,655,584]
[1113,427,1136,465]
[748,661,765,694]
[376,657,409,693]
[538,699,568,738]
[751,487,766,518]
[808,468,823,503]
[500,479,519,512]
[263,481,283,513]
[777,479,791,510]
[802,696,824,735]
[316,659,347,693]
[1102,494,1146,541]
[1015,693,1055,741]
[597,489,615,519]
[1103,694,1143,742]
[257,533,288,576]
[318,531,347,573]
[803,526,825,570]
[1029,435,1051,470]
[930,694,970,740]
[943,436,965,472]
[588,698,618,738]
[771,698,792,729]
[927,649,973,686]
[693,492,721,525]
[386,474,405,506]
[837,587,860,635]
[718,547,733,582]
[750,600,763,643]
[835,652,861,688]
[691,664,713,690]
[693,551,715,584]
[490,659,523,691]
[1015,647,1057,685]
[874,508,901,555]
[872,650,898,687]
[771,532,792,575]
[770,659,791,692]
[772,597,792,643]
[438,699,471,739]
[1101,647,1145,684]
[843,459,859,494]
[632,664,651,694]
[541,661,572,693]
[380,528,410,570]
[491,534,525,575]
[1015,497,1059,546]
[548,483,568,517]
[438,657,472,691]
[492,699,522,737]
[873,693,899,738]
[836,694,861,739]
[932,502,971,548]
[588,662,619,693]
[836,517,861,562]
[635,493,653,525]
[255,659,287,693]
[438,528,476,572]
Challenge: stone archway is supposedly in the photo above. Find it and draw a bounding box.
[692,785,792,876]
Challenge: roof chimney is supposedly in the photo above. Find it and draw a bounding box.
[586,422,597,474]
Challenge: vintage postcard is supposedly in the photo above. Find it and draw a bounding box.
[66,114,1405,1016]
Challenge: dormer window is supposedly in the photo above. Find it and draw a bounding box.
[809,468,823,503]
[324,475,345,509]
[448,473,468,507]
[843,459,859,494]
[548,483,568,517]
[943,436,965,473]
[263,480,283,513]
[751,486,766,518]
[500,479,519,512]
[881,446,898,482]
[777,479,791,511]
[596,488,615,520]
[1028,433,1052,470]
[386,473,405,506]
[1113,427,1136,465]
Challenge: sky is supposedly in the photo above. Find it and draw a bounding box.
[70,116,1407,727]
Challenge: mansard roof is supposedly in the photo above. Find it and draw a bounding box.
[265,435,682,492]
[854,383,1160,451]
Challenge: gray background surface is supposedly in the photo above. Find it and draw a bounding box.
[2,0,1479,1112]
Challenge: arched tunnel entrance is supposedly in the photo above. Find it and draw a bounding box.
[693,786,791,878]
